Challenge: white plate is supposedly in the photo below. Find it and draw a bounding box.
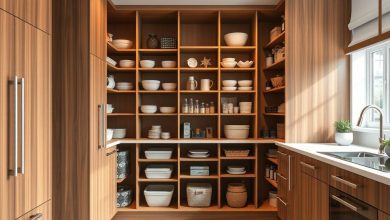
[188,153,210,158]
[188,149,209,154]
[226,170,247,175]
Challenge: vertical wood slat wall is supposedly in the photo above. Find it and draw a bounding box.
[285,0,350,143]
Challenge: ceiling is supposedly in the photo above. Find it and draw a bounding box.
[111,0,280,6]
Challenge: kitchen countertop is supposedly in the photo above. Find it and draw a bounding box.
[276,142,390,186]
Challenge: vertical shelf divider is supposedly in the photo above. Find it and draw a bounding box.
[177,11,181,140]
[254,12,259,139]
[135,11,140,139]
[135,143,140,209]
[177,143,181,208]
[255,144,259,207]
[217,11,222,139]
[217,143,222,208]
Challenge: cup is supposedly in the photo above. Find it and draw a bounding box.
[234,107,239,114]
[107,104,114,113]
[200,79,214,91]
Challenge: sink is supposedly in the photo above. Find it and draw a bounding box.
[319,151,383,159]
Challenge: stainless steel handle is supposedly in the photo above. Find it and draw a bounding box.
[331,195,359,212]
[30,213,43,220]
[277,197,287,206]
[20,77,25,174]
[98,104,104,149]
[9,76,19,176]
[300,161,316,170]
[277,172,287,181]
[331,175,358,189]
[103,104,106,148]
[106,149,118,156]
[277,150,287,157]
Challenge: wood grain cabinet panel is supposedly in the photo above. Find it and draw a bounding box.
[277,148,290,178]
[14,0,51,33]
[299,155,328,183]
[17,200,51,220]
[379,211,390,220]
[90,0,107,59]
[379,184,390,214]
[328,166,379,207]
[299,172,328,220]
[14,19,52,219]
[0,0,14,14]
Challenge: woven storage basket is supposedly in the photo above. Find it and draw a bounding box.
[160,37,177,49]
[277,123,285,139]
[224,149,250,157]
[271,75,284,88]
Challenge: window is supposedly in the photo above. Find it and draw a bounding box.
[351,41,390,129]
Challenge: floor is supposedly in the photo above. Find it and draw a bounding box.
[113,212,278,220]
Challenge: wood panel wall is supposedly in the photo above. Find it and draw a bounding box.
[52,0,90,219]
[285,0,350,142]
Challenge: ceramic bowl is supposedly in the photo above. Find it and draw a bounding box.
[113,129,127,139]
[238,87,253,91]
[140,60,156,68]
[222,58,236,62]
[162,83,177,91]
[237,61,254,68]
[142,80,160,91]
[225,125,250,129]
[116,82,133,90]
[224,32,248,46]
[141,105,158,114]
[112,39,133,49]
[222,80,238,87]
[222,87,237,91]
[107,104,115,113]
[221,61,237,68]
[238,80,253,87]
[160,107,176,114]
[161,60,177,68]
[107,129,114,141]
[119,60,135,68]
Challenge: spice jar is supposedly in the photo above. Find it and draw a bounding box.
[210,102,215,113]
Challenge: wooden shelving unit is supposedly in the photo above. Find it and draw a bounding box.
[107,8,282,213]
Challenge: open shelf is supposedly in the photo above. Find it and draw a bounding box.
[107,63,136,72]
[265,177,278,188]
[264,58,285,71]
[264,31,285,49]
[267,157,279,165]
[264,86,285,94]
[180,174,219,179]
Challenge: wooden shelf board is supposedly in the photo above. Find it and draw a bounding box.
[180,46,218,52]
[220,204,269,212]
[221,173,256,178]
[107,63,136,72]
[267,157,279,165]
[107,42,136,54]
[179,204,220,211]
[220,90,256,94]
[136,204,178,211]
[138,48,178,54]
[220,46,256,52]
[180,67,219,72]
[263,112,285,117]
[138,159,178,162]
[180,90,218,93]
[107,89,136,94]
[180,157,219,162]
[220,156,256,160]
[180,174,219,179]
[264,31,285,49]
[220,113,255,116]
[263,86,285,94]
[181,113,218,116]
[138,90,178,94]
[220,67,256,71]
[258,200,277,212]
[138,113,178,116]
[139,68,178,71]
[264,58,285,71]
[107,113,135,116]
[138,178,178,183]
[265,177,278,188]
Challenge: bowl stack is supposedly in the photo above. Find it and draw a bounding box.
[224,125,250,139]
[116,82,133,90]
[142,80,160,91]
[237,80,253,91]
[226,165,246,175]
[221,58,237,68]
[222,80,237,91]
[148,125,161,139]
[112,39,133,49]
[113,129,127,139]
[187,149,210,158]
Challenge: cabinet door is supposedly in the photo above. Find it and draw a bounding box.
[14,19,52,218]
[299,172,329,220]
[17,200,51,220]
[379,211,390,220]
[0,0,14,14]
[0,10,15,220]
[90,0,107,59]
[14,0,51,33]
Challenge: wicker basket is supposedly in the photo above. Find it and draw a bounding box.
[270,26,282,42]
[271,75,284,88]
[224,149,250,157]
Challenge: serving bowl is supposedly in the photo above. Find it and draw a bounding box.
[112,39,133,49]
[222,80,238,87]
[222,58,236,62]
[224,32,248,46]
[140,60,156,68]
[160,107,176,114]
[119,60,135,68]
[222,87,237,91]
[141,105,158,114]
[221,61,237,68]
[162,83,177,91]
[238,87,253,91]
[142,80,160,91]
[116,82,133,90]
[113,128,127,139]
[237,61,254,68]
[161,60,177,68]
[224,125,250,139]
[238,80,253,87]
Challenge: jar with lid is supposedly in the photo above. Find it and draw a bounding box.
[182,98,189,114]
[194,100,200,113]
[210,102,215,113]
[189,98,194,113]
[200,102,205,114]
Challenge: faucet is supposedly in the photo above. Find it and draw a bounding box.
[356,105,386,154]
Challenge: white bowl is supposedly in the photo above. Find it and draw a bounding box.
[119,60,135,68]
[116,82,132,86]
[142,80,160,91]
[116,82,133,90]
[162,83,177,91]
[112,129,127,139]
[225,125,250,129]
[238,87,253,91]
[106,129,114,141]
[222,80,237,87]
[237,61,254,68]
[221,61,237,68]
[238,80,253,87]
[112,39,133,49]
[140,60,156,68]
[107,104,114,113]
[224,129,250,139]
[222,58,236,62]
[160,107,176,114]
[222,87,237,91]
[161,60,177,68]
[141,105,158,114]
[224,32,249,46]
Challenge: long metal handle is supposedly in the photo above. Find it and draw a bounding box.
[9,76,19,176]
[277,172,287,181]
[277,197,287,206]
[98,104,104,149]
[20,78,25,174]
[30,213,43,220]
[103,104,106,148]
[300,161,316,170]
[331,175,358,189]
[106,149,118,156]
[331,195,359,212]
[277,150,287,157]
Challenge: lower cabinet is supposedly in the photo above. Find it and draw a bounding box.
[107,147,117,219]
[379,211,390,220]
[17,200,51,220]
[299,172,328,220]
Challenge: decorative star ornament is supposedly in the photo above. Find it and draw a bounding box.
[200,57,212,68]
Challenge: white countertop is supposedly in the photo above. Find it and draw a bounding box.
[276,142,390,186]
[106,138,284,148]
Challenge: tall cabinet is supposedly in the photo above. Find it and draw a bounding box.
[0,3,52,220]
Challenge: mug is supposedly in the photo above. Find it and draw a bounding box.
[200,79,214,91]
[107,104,115,113]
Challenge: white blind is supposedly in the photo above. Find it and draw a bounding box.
[348,0,379,46]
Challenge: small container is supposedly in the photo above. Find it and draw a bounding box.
[273,170,277,180]
[265,165,270,178]
[144,185,174,207]
[182,122,191,138]
[222,103,228,114]
[117,186,132,208]
[233,106,239,114]
[117,151,129,179]
[227,103,234,114]
[226,183,247,208]
[147,34,159,49]
[200,102,205,114]
[210,102,215,113]
[182,98,189,114]
[205,103,210,114]
[269,191,278,208]
[145,148,173,160]
[186,76,198,91]
[266,56,274,67]
[194,100,200,114]
[187,183,212,207]
[189,98,194,114]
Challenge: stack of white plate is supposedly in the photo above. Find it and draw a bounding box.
[224,125,250,139]
[106,57,117,66]
[113,129,127,139]
[222,80,237,91]
[226,166,246,175]
[112,39,133,49]
[148,125,161,139]
[237,80,253,91]
[188,149,210,158]
[145,165,173,179]
[116,82,133,90]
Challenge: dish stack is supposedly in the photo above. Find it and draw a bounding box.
[116,82,133,90]
[144,148,173,159]
[113,129,126,139]
[106,57,117,66]
[222,80,237,91]
[145,165,173,179]
[187,149,210,158]
[148,125,161,139]
[226,166,246,175]
[224,125,250,139]
[221,58,237,68]
[190,166,210,176]
[237,80,253,91]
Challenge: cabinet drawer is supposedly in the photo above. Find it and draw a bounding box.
[17,200,51,220]
[329,166,379,207]
[277,172,288,201]
[379,184,390,214]
[278,147,290,178]
[277,197,288,220]
[299,155,328,183]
